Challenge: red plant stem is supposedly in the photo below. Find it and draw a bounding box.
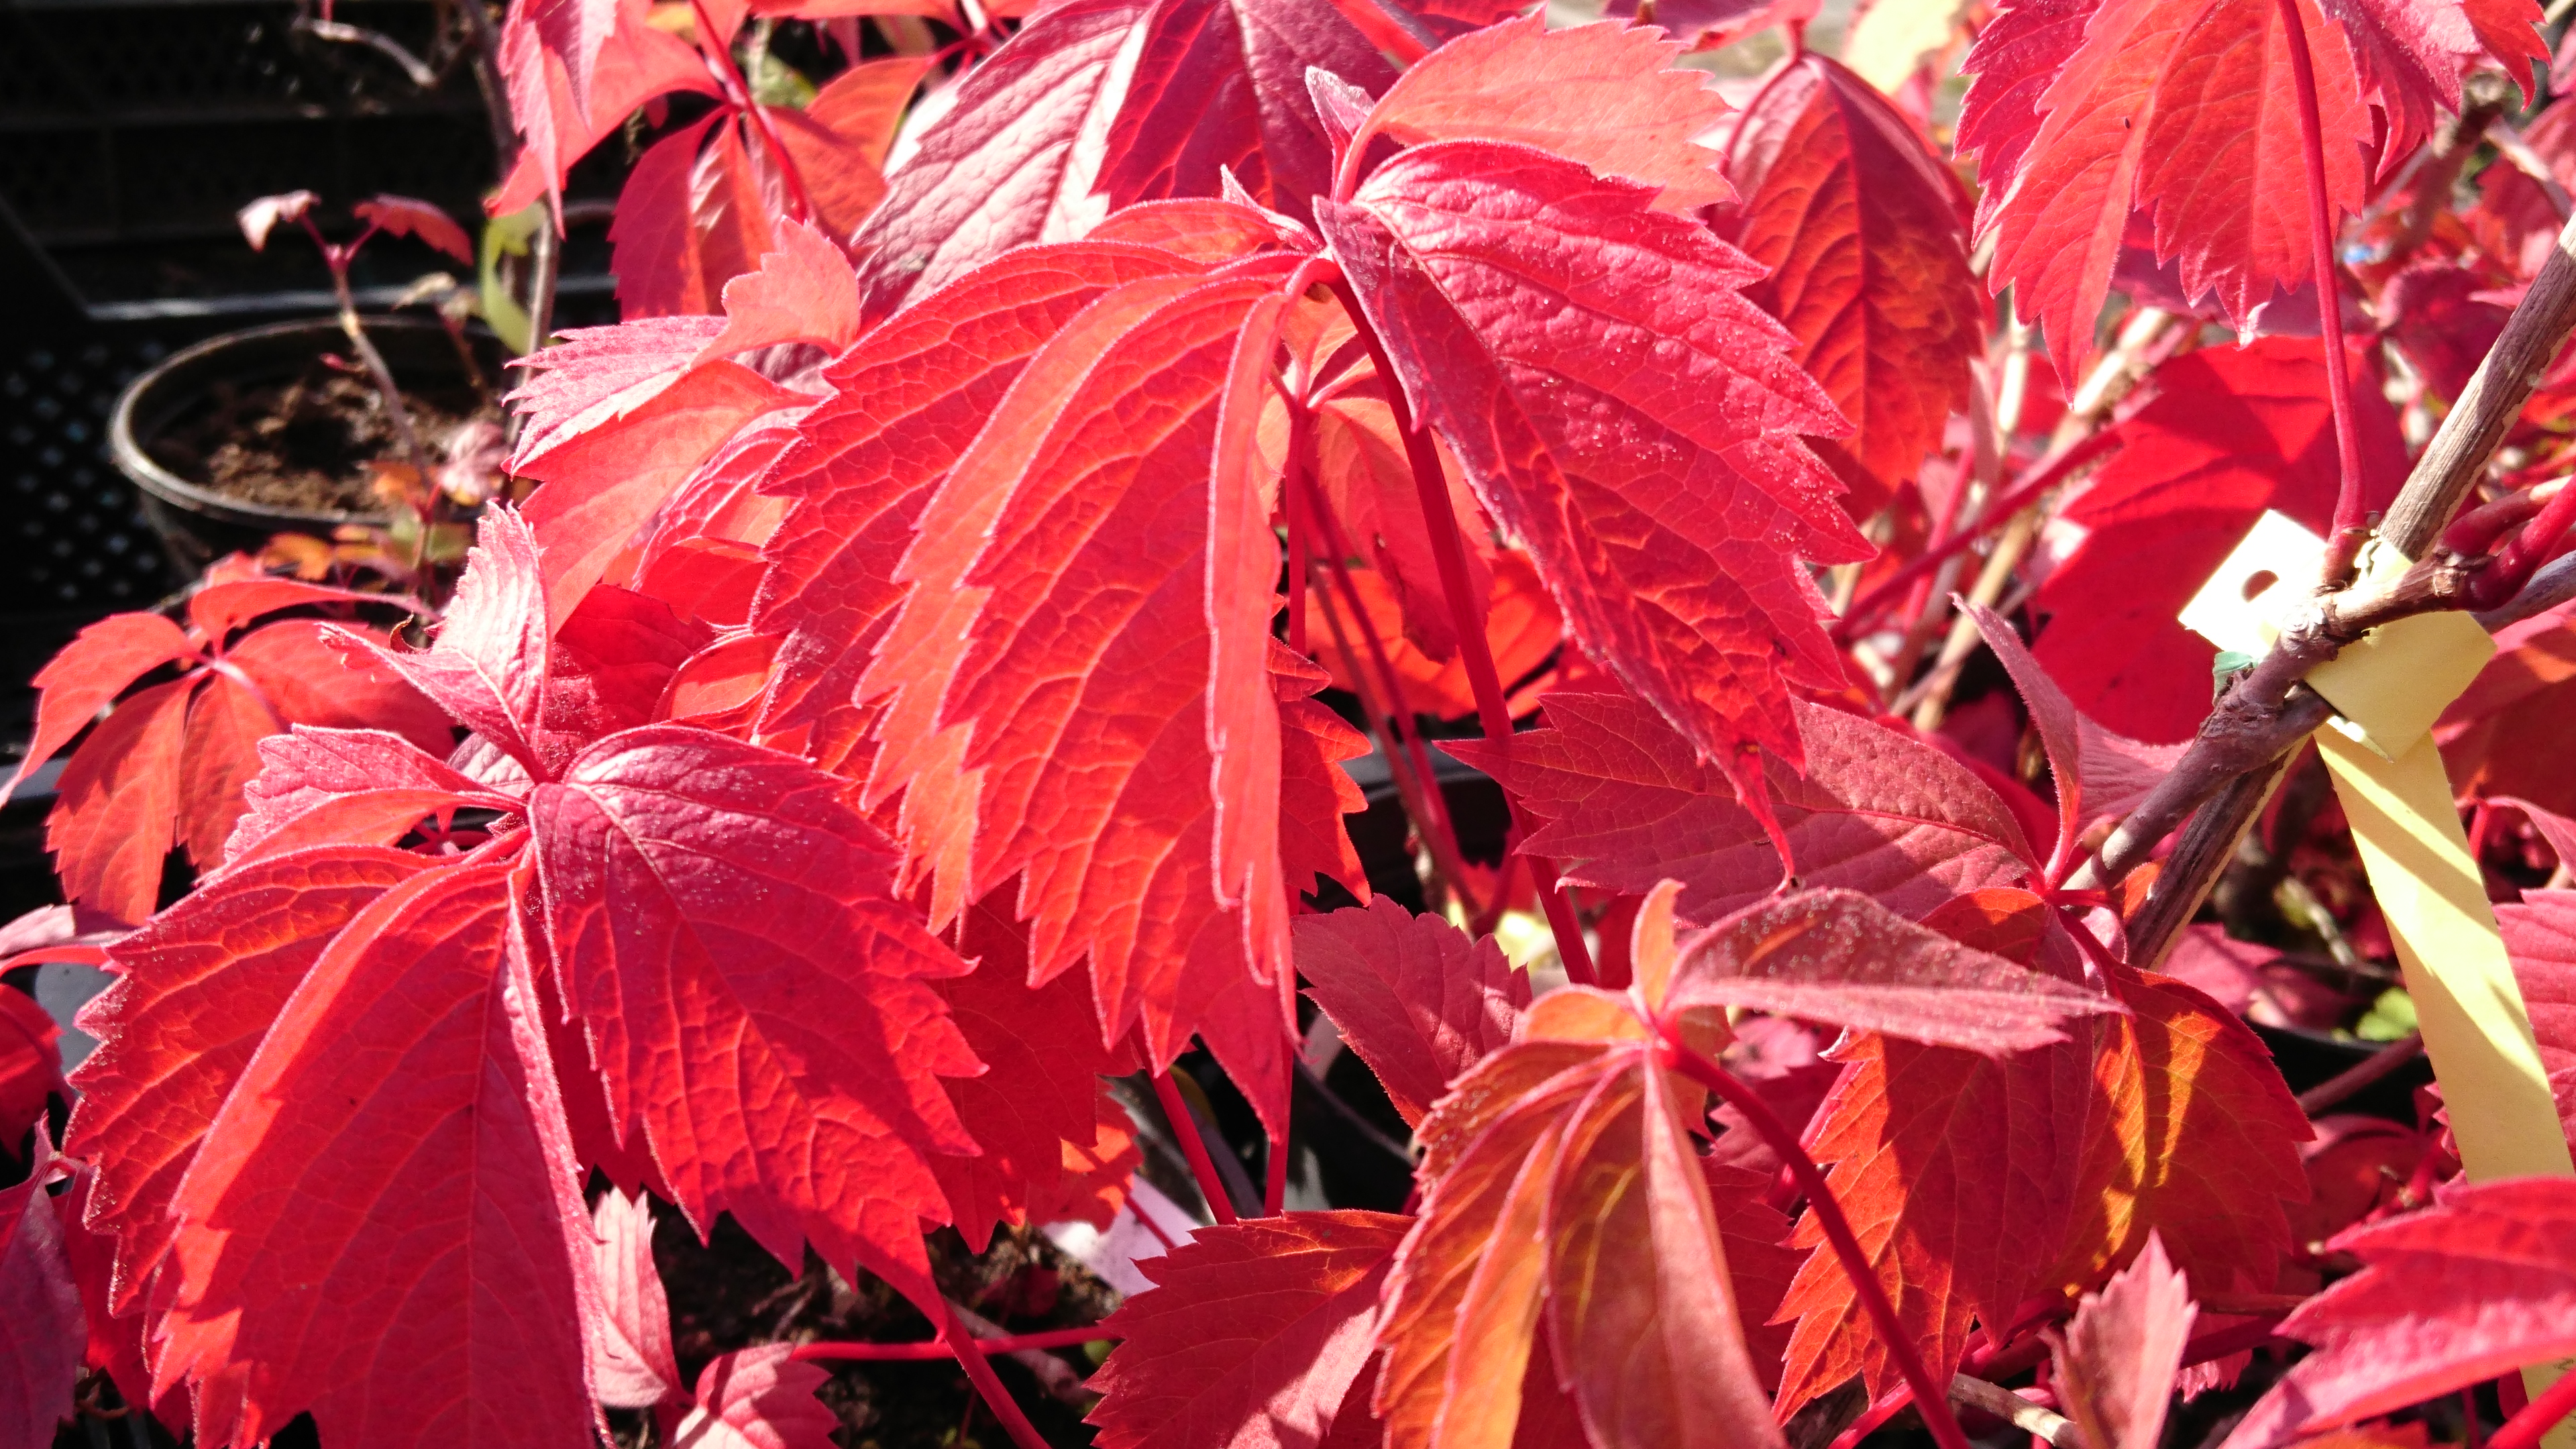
[2479,479,2576,608]
[1307,546,1483,910]
[689,0,818,225]
[2491,1369,2576,1449]
[2275,0,2367,537]
[1265,1128,1289,1217]
[1655,1032,1974,1449]
[1826,1389,1915,1449]
[935,1298,1051,1449]
[794,1326,1120,1362]
[1834,429,2120,643]
[1150,1061,1240,1226]
[1287,429,1311,660]
[1329,280,1600,985]
[1297,467,1473,879]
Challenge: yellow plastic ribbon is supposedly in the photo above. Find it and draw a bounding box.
[2188,519,2573,1438]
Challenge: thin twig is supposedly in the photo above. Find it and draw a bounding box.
[2110,206,2576,967]
[2296,1032,2427,1116]
[936,1299,1051,1449]
[294,17,441,87]
[1950,1375,2083,1448]
[1149,1062,1246,1225]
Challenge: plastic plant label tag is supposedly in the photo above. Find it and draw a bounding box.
[2184,520,2573,1441]
[2303,538,2497,761]
[2177,509,2326,656]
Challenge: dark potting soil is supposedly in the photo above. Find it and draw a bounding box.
[147,360,498,516]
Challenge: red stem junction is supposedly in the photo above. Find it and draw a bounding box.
[2275,0,2369,539]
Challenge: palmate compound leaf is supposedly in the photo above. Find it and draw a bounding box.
[2047,1232,2198,1449]
[1776,949,2309,1415]
[1292,896,1528,1128]
[752,241,1201,737]
[849,0,1383,311]
[1960,0,2542,377]
[2219,1177,2576,1449]
[859,259,1371,1133]
[1446,689,2037,927]
[150,858,602,1449]
[528,723,981,1304]
[1086,1210,1411,1449]
[1709,52,1983,519]
[1318,142,1872,821]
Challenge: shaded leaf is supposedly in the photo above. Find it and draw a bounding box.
[2049,1232,2198,1449]
[1293,897,1527,1126]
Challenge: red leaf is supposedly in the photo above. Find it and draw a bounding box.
[1088,197,1320,263]
[223,619,455,752]
[1962,0,2536,376]
[863,266,1303,1114]
[1777,965,2307,1413]
[225,729,509,865]
[66,848,436,1312]
[507,316,731,468]
[934,896,1142,1252]
[675,1346,838,1449]
[589,1189,682,1409]
[1293,898,1527,1127]
[0,985,59,1144]
[184,576,376,646]
[1276,654,1372,902]
[2497,888,2576,1142]
[493,0,716,218]
[851,0,1379,309]
[517,364,805,631]
[1296,375,1491,664]
[2220,1178,2576,1449]
[1544,1061,1782,1449]
[1703,1161,1801,1391]
[353,194,472,264]
[767,57,930,241]
[849,0,1161,307]
[1711,52,1982,516]
[1448,690,2035,926]
[48,678,193,925]
[527,724,977,1307]
[1087,1210,1410,1449]
[1301,553,1563,720]
[2033,339,2406,741]
[0,1152,78,1449]
[8,612,195,800]
[1097,0,1394,215]
[2049,1232,2198,1449]
[176,674,282,870]
[367,511,553,773]
[1320,142,1869,815]
[694,218,866,364]
[610,117,724,319]
[547,584,714,749]
[1963,601,2182,858]
[1665,888,2122,1053]
[1347,17,1735,212]
[152,860,599,1449]
[752,242,1199,735]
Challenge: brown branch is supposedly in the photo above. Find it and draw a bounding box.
[1949,1376,2084,1448]
[2078,205,2576,968]
[2296,1032,2426,1116]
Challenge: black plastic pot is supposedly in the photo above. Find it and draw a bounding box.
[108,317,502,574]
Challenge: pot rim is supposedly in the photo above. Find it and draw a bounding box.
[109,316,494,529]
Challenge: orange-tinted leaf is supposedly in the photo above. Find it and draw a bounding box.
[1711,52,1980,517]
[8,612,195,802]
